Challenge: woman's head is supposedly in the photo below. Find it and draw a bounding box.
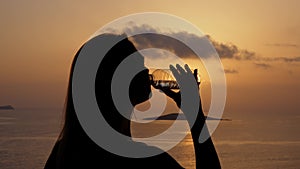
[95,35,151,135]
[95,33,151,106]
[60,33,151,141]
[94,33,151,135]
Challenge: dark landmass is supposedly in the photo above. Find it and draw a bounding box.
[144,113,231,121]
[0,105,15,110]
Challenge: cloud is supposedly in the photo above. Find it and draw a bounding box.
[130,32,201,58]
[127,24,256,61]
[255,56,300,66]
[127,27,214,59]
[272,56,300,62]
[224,69,239,74]
[209,37,300,63]
[254,62,272,69]
[207,35,256,60]
[211,39,300,64]
[265,43,299,48]
[109,23,300,65]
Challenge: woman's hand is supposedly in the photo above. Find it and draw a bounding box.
[155,64,201,123]
[154,83,181,108]
[156,64,221,169]
[156,64,199,106]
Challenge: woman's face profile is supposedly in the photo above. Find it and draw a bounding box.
[129,68,152,106]
[94,34,152,108]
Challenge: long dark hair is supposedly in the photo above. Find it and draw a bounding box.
[45,33,142,168]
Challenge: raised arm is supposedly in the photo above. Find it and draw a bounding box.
[189,99,221,169]
[159,64,221,169]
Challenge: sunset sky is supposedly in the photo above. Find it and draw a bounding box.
[0,0,299,117]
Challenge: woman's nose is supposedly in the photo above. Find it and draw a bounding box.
[149,74,153,83]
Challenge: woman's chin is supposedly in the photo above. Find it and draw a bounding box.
[148,91,152,99]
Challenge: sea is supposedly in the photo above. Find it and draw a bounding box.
[0,108,299,169]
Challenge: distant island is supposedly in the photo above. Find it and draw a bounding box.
[0,105,15,110]
[144,113,231,121]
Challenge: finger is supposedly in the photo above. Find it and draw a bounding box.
[176,64,186,75]
[170,65,180,80]
[184,64,193,74]
[184,64,194,79]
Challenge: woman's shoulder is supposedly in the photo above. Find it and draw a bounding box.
[45,140,184,169]
[44,140,61,169]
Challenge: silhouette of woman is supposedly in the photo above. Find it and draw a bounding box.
[44,33,221,169]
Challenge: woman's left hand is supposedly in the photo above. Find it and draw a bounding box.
[156,64,201,122]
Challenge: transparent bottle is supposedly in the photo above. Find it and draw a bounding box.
[149,69,200,89]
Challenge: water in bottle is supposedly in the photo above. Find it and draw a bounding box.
[149,69,200,89]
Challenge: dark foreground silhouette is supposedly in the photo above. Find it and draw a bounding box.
[0,105,14,110]
[44,34,221,169]
[144,113,231,121]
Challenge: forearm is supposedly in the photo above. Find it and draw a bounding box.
[164,64,221,168]
[188,105,221,169]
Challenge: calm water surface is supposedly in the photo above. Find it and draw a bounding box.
[0,109,299,169]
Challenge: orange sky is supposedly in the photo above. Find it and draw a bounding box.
[0,1,299,116]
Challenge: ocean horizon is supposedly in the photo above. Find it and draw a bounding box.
[0,108,299,169]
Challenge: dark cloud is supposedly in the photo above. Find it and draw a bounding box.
[273,56,300,62]
[126,24,258,61]
[209,38,300,63]
[211,40,300,64]
[257,56,300,64]
[130,33,200,58]
[114,24,300,64]
[265,43,299,48]
[254,62,272,69]
[207,35,256,60]
[127,26,214,59]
